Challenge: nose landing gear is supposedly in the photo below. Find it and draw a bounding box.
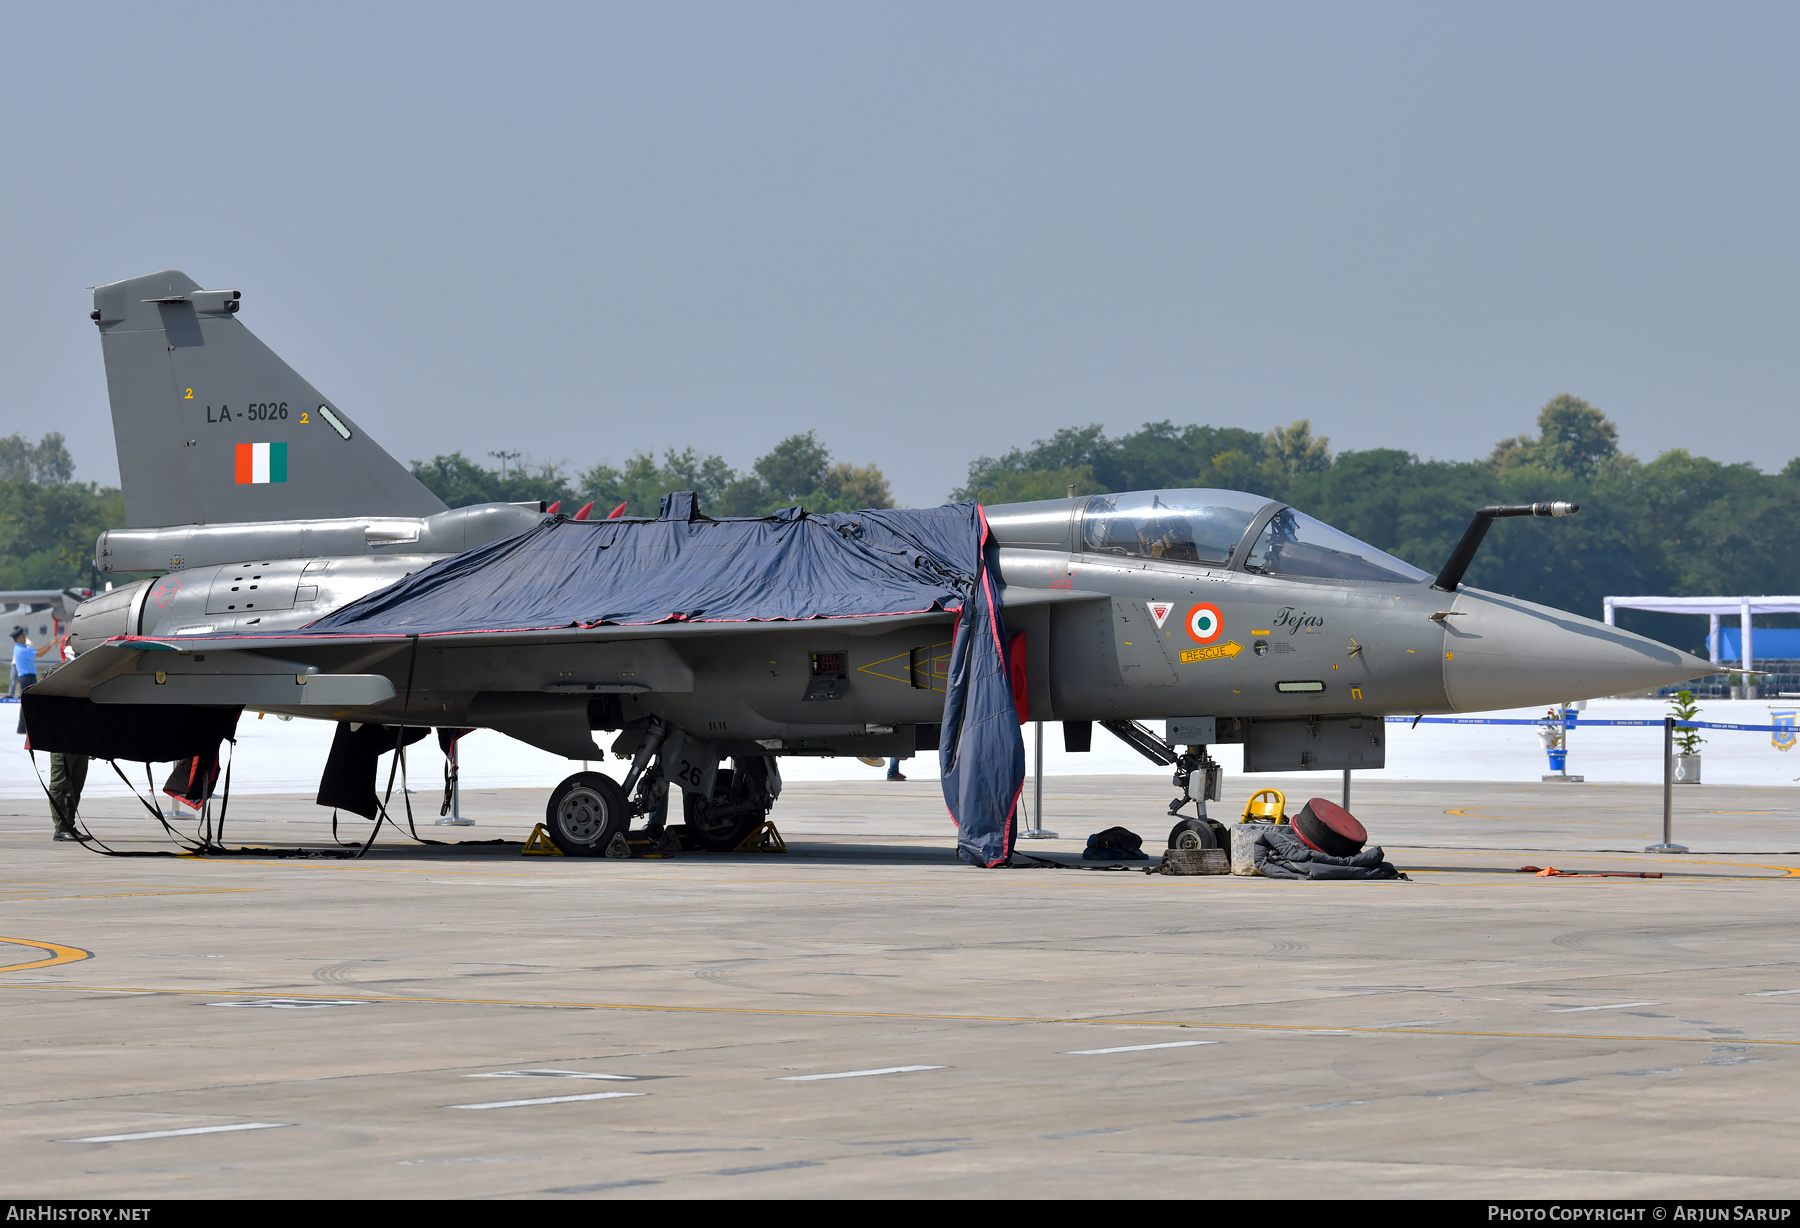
[1167,745,1227,851]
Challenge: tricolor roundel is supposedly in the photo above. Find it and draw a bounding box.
[235,442,288,484]
[1186,602,1223,644]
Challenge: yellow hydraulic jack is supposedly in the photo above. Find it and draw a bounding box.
[521,824,565,856]
[733,821,787,853]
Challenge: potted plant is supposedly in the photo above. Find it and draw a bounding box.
[1668,689,1703,784]
[1538,708,1567,773]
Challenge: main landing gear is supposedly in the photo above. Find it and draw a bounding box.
[542,723,780,857]
[545,772,629,854]
[683,759,780,851]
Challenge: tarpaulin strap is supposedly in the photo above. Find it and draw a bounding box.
[355,635,421,860]
[395,744,448,846]
[97,760,209,852]
[25,750,175,858]
[205,737,236,848]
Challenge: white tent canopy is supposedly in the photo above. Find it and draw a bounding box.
[1603,595,1800,670]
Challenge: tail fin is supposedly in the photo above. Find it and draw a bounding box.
[92,270,447,528]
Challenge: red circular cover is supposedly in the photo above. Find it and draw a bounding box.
[1292,797,1367,856]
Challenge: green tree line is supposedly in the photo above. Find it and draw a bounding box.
[0,433,121,591]
[409,430,893,518]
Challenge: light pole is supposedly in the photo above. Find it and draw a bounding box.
[487,450,522,483]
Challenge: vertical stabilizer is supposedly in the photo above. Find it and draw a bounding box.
[92,270,447,528]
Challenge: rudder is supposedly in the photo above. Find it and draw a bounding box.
[92,270,447,528]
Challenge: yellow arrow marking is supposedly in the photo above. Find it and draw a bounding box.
[856,641,952,689]
[1180,641,1244,664]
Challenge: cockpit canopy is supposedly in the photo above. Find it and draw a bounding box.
[1082,490,1266,566]
[1079,489,1428,584]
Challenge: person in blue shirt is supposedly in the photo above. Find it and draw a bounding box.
[11,627,35,735]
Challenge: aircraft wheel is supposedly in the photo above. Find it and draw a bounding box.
[545,772,628,856]
[684,769,762,851]
[1168,817,1218,851]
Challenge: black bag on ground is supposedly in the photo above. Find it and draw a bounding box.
[1252,824,1406,880]
[1084,825,1148,861]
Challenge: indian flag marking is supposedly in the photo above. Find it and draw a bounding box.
[235,442,288,484]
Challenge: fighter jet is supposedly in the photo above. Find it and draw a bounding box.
[33,270,1712,863]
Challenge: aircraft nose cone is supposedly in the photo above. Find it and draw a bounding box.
[1441,589,1713,711]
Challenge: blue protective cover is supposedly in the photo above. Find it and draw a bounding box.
[937,509,1025,866]
[307,501,981,634]
[298,497,1025,865]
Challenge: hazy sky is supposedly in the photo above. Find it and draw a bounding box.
[4,3,1797,506]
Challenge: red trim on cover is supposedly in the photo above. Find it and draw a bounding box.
[607,502,628,519]
[990,779,1024,866]
[1006,630,1028,725]
[110,605,962,649]
[975,503,1020,864]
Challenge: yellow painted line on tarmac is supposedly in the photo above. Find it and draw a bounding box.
[0,878,262,903]
[0,937,93,973]
[180,857,1124,889]
[1,888,261,903]
[1389,847,1800,880]
[5,980,1800,1048]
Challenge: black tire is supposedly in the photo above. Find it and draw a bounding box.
[545,772,628,856]
[685,768,763,851]
[1206,819,1230,849]
[1168,817,1218,851]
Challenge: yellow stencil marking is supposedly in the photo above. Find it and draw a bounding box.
[183,389,194,399]
[1180,641,1243,664]
[857,640,951,690]
[0,936,93,974]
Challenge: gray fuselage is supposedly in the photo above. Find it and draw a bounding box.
[63,490,1707,766]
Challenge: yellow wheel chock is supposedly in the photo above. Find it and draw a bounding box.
[1241,788,1287,825]
[521,823,565,856]
[733,820,787,853]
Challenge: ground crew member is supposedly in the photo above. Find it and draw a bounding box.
[48,752,88,842]
[11,626,36,734]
